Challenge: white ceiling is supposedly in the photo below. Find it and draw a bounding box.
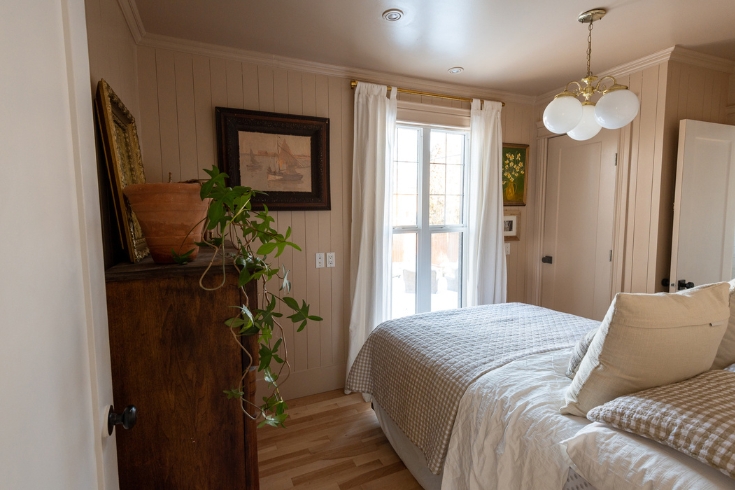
[133,0,735,96]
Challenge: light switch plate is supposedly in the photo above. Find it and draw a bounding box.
[505,243,510,255]
[315,253,325,268]
[326,252,335,268]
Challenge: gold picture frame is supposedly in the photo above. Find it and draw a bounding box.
[95,79,149,262]
[502,143,528,206]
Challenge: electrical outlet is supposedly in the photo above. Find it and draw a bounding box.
[315,253,325,268]
[505,243,511,255]
[326,252,335,268]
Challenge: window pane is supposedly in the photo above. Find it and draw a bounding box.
[431,232,462,311]
[446,164,463,196]
[393,195,417,226]
[430,131,446,163]
[429,195,445,225]
[392,233,417,319]
[393,127,420,227]
[396,127,419,162]
[430,163,445,194]
[395,162,418,195]
[445,195,462,225]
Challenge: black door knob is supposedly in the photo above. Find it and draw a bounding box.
[108,405,137,435]
[677,279,695,291]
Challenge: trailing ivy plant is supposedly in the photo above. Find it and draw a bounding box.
[192,166,321,428]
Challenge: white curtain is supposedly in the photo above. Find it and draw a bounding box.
[346,82,397,377]
[467,100,507,305]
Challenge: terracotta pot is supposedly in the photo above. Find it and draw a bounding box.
[123,183,210,264]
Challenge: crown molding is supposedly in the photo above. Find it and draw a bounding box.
[536,45,735,105]
[668,46,735,74]
[137,33,536,106]
[116,0,145,43]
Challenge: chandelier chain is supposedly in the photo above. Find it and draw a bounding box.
[586,21,593,77]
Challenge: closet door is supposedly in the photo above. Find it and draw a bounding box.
[668,120,735,291]
[541,130,618,320]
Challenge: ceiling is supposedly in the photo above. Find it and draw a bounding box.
[133,0,735,96]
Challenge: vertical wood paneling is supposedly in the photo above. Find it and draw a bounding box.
[137,46,163,182]
[192,56,214,177]
[257,66,275,112]
[225,60,244,109]
[174,52,198,181]
[241,63,260,110]
[647,63,669,291]
[209,58,228,167]
[273,69,289,114]
[155,50,181,183]
[340,81,354,362]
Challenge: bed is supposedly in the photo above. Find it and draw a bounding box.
[345,302,734,490]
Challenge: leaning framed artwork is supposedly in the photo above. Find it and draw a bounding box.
[502,143,528,206]
[215,107,330,210]
[95,79,149,262]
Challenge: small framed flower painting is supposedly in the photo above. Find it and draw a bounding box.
[502,143,528,206]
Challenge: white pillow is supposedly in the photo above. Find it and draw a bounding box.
[712,279,735,369]
[563,423,735,490]
[561,282,730,416]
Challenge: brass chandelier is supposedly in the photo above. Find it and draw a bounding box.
[543,9,640,140]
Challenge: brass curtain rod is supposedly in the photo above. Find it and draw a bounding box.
[349,80,505,107]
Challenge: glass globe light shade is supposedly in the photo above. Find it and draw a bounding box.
[595,89,640,129]
[543,95,583,134]
[567,104,602,141]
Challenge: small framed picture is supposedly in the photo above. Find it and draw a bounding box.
[503,211,520,241]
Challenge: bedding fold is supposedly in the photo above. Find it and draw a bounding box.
[345,302,599,474]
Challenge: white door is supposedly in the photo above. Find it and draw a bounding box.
[668,120,735,291]
[541,130,618,320]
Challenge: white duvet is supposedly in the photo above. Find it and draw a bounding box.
[441,348,589,490]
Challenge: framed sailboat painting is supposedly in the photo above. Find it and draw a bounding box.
[215,107,330,210]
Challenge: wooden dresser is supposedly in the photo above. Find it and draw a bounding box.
[105,249,259,489]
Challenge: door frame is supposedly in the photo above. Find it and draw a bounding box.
[529,121,632,306]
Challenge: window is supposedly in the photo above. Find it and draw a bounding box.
[390,125,470,319]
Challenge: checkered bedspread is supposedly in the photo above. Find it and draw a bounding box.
[345,302,599,474]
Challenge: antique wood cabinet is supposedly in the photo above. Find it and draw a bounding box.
[105,249,259,489]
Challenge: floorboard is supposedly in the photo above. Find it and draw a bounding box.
[258,390,421,489]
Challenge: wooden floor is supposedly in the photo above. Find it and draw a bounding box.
[257,390,421,489]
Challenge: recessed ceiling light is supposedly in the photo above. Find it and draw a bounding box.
[382,9,404,21]
[448,67,464,74]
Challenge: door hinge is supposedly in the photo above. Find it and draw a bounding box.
[614,153,618,166]
[609,250,613,262]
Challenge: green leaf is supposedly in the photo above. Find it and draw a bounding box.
[224,388,244,399]
[171,248,195,265]
[282,296,299,311]
[257,242,278,255]
[224,317,246,329]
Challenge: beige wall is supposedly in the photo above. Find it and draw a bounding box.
[533,58,731,297]
[136,46,353,399]
[134,44,536,397]
[85,0,140,121]
[1,0,116,487]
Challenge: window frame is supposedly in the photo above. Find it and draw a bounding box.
[391,123,471,315]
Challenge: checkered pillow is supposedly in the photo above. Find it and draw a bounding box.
[587,370,735,479]
[566,327,598,379]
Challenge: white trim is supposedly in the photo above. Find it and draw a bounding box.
[396,100,470,129]
[116,0,145,43]
[538,45,735,102]
[138,32,536,105]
